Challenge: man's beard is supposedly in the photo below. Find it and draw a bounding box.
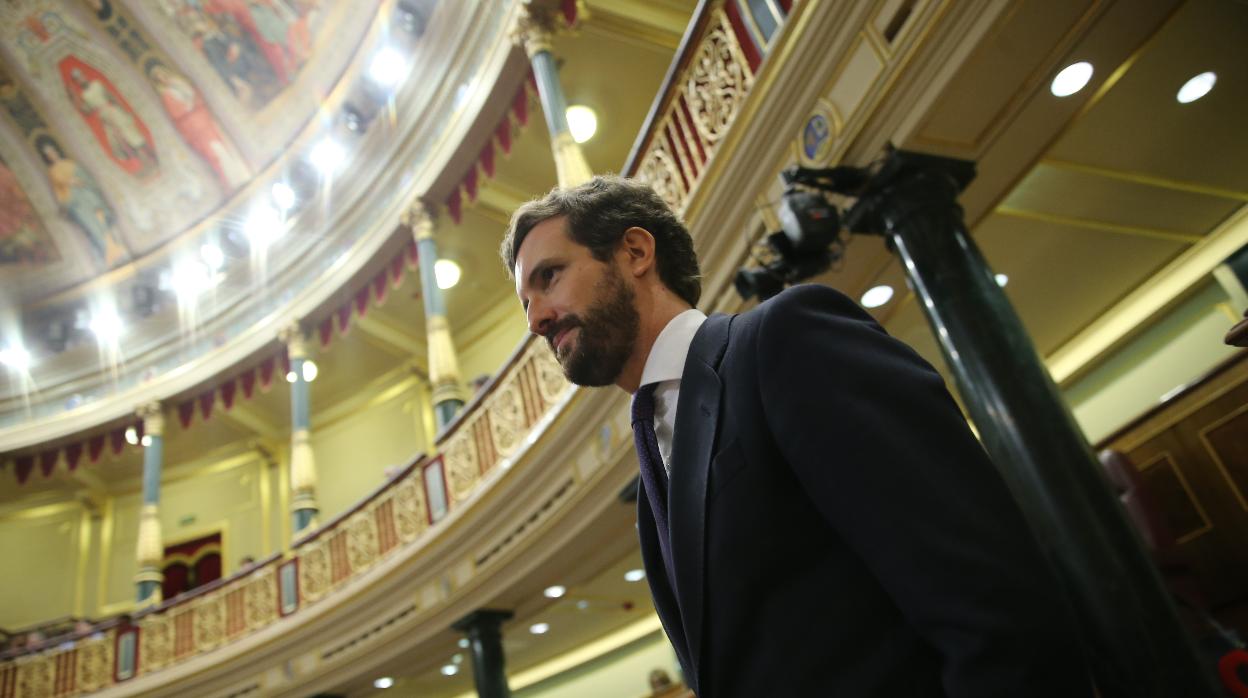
[547,266,639,387]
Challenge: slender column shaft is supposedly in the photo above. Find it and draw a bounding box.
[284,327,319,534]
[849,150,1219,697]
[406,203,464,431]
[135,404,165,604]
[513,7,592,187]
[452,609,514,698]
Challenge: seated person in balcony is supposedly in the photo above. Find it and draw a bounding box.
[502,175,1093,697]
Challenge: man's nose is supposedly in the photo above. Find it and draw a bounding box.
[527,299,555,337]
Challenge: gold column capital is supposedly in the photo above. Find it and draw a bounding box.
[510,2,558,57]
[280,323,308,359]
[403,200,435,241]
[137,402,164,437]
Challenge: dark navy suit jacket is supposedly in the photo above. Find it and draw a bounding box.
[637,284,1093,697]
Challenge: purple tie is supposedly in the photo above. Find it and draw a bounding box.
[632,383,677,594]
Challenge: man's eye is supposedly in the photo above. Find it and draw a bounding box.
[542,267,558,283]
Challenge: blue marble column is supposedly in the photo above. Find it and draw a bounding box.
[404,202,465,431]
[512,6,592,187]
[134,403,165,605]
[282,326,319,534]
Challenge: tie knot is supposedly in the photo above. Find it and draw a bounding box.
[632,383,658,423]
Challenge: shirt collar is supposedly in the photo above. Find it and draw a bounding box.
[639,308,708,387]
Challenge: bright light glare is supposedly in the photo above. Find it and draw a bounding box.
[272,182,297,211]
[244,205,282,247]
[529,622,550,635]
[309,139,345,175]
[0,345,31,371]
[1177,71,1216,104]
[434,259,462,290]
[141,435,153,447]
[566,105,597,144]
[1050,61,1093,97]
[172,261,217,302]
[440,664,459,676]
[544,585,566,598]
[995,273,1009,287]
[860,285,894,309]
[458,638,470,649]
[89,309,123,342]
[125,426,139,445]
[286,370,297,383]
[373,677,394,689]
[201,243,225,271]
[624,569,645,582]
[301,360,319,382]
[368,47,409,86]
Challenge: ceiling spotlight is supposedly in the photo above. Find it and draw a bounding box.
[373,677,394,689]
[301,360,319,382]
[286,370,297,383]
[434,259,461,290]
[368,47,409,86]
[543,585,566,598]
[172,260,217,302]
[529,622,550,635]
[125,426,139,445]
[458,638,470,649]
[271,182,297,211]
[576,599,590,610]
[440,664,459,676]
[1050,61,1093,97]
[141,435,153,447]
[200,243,225,271]
[624,569,645,582]
[89,309,123,343]
[0,345,31,371]
[452,653,464,664]
[309,138,345,175]
[566,105,597,144]
[1176,71,1216,104]
[860,285,894,309]
[995,273,1009,287]
[244,205,283,247]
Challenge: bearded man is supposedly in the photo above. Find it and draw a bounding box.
[502,175,1093,697]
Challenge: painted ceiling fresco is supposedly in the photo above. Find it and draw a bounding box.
[0,0,380,303]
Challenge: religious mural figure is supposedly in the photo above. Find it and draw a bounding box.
[36,136,125,266]
[60,57,158,177]
[160,0,319,109]
[0,155,56,265]
[145,60,249,191]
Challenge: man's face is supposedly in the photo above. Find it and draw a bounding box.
[514,217,639,387]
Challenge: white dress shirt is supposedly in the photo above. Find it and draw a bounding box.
[637,309,708,475]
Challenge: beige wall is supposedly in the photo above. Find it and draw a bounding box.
[0,503,86,629]
[516,630,683,698]
[1063,279,1240,444]
[456,300,530,390]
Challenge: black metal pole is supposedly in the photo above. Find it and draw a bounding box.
[452,609,514,698]
[845,150,1220,698]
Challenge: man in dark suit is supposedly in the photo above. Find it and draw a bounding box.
[503,176,1093,697]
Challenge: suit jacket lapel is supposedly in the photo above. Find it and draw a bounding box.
[637,490,692,675]
[668,313,731,678]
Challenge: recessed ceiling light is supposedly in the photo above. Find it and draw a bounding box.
[368,47,409,86]
[529,622,550,635]
[286,370,298,383]
[543,585,566,598]
[374,677,394,689]
[440,664,459,676]
[89,309,123,343]
[141,435,153,447]
[860,285,894,309]
[576,599,590,610]
[271,182,297,211]
[624,569,645,582]
[566,105,597,144]
[309,138,345,175]
[458,638,470,649]
[1176,71,1216,104]
[125,426,139,445]
[452,653,464,664]
[1050,61,1093,97]
[0,345,31,371]
[171,260,217,302]
[995,273,1009,287]
[301,360,319,382]
[200,243,225,271]
[244,205,282,247]
[434,259,462,290]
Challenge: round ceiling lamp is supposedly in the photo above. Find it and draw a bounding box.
[860,285,894,308]
[1050,61,1093,97]
[368,47,409,86]
[566,105,597,144]
[1176,71,1216,104]
[434,259,462,289]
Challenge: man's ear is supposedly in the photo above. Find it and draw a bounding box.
[619,227,657,278]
